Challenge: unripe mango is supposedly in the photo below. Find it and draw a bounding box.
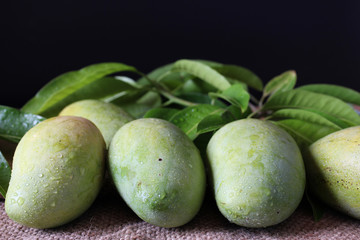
[305,126,360,219]
[59,99,134,147]
[108,118,206,228]
[5,116,106,228]
[206,119,305,228]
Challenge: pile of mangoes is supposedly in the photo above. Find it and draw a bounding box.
[5,99,360,229]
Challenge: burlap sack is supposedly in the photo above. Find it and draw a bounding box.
[1,181,359,240]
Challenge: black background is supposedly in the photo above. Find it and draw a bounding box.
[2,1,360,108]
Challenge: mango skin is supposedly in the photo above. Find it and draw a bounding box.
[305,126,360,219]
[108,118,206,228]
[206,119,305,228]
[5,116,106,229]
[59,99,134,147]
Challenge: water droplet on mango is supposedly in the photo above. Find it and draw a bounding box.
[17,197,25,206]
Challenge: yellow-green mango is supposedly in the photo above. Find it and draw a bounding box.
[108,118,206,228]
[305,126,360,219]
[206,119,305,228]
[59,99,134,147]
[5,116,106,228]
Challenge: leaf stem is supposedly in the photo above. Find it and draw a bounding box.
[142,73,196,107]
[258,94,267,108]
[156,70,173,83]
[247,103,262,119]
[159,90,196,106]
[250,94,260,105]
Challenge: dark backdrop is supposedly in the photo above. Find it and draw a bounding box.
[2,1,360,108]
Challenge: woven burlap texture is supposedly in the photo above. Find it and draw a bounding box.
[1,182,360,240]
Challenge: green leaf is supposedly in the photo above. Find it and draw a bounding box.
[303,109,352,129]
[137,63,173,84]
[263,70,297,97]
[109,88,148,105]
[176,92,227,107]
[197,115,226,135]
[226,77,249,91]
[195,59,223,68]
[196,110,238,135]
[263,89,360,126]
[22,62,139,115]
[102,76,141,98]
[195,59,262,90]
[169,104,225,140]
[117,92,162,118]
[298,84,360,105]
[137,62,195,94]
[159,72,193,91]
[211,64,263,91]
[0,151,11,198]
[269,109,342,130]
[143,108,180,121]
[209,84,250,112]
[36,76,139,117]
[172,59,231,91]
[197,105,251,136]
[273,119,338,147]
[119,103,152,119]
[0,105,46,143]
[179,79,205,93]
[188,78,218,93]
[223,105,252,120]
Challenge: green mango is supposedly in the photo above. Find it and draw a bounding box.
[305,126,360,219]
[108,118,206,228]
[206,119,305,228]
[5,116,106,228]
[59,99,134,148]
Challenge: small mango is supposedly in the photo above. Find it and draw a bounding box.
[206,119,306,228]
[59,99,134,147]
[305,126,360,219]
[108,118,206,228]
[5,116,106,228]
